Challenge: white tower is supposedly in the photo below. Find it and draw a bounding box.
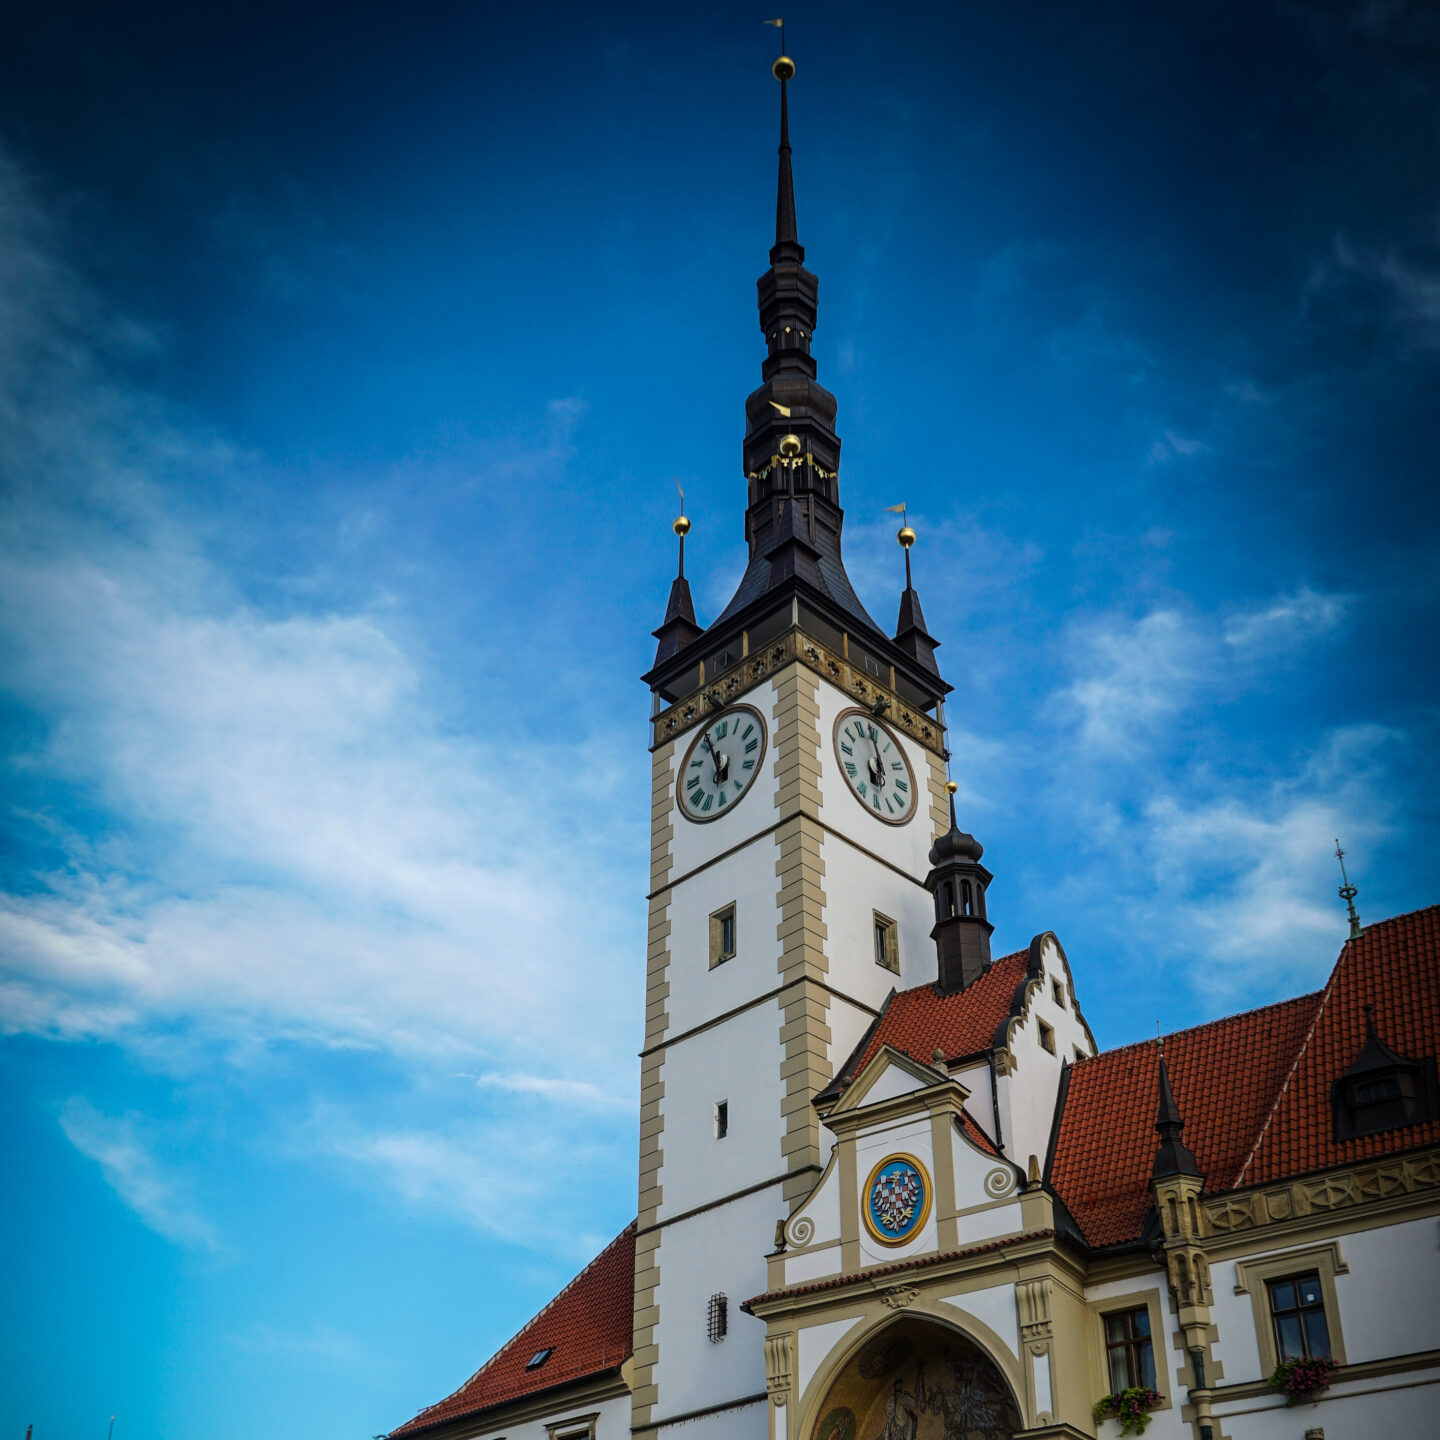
[631,52,954,1440]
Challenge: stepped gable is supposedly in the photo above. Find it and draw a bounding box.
[391,1222,636,1436]
[1048,995,1322,1248]
[1237,904,1440,1186]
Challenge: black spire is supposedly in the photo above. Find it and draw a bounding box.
[652,513,703,666]
[924,790,994,994]
[708,50,886,640]
[1152,1048,1201,1180]
[774,63,799,254]
[893,524,942,677]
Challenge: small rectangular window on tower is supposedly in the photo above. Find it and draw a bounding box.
[873,912,899,973]
[709,903,737,968]
[1038,1020,1056,1054]
[1052,979,1065,1008]
[714,1100,728,1139]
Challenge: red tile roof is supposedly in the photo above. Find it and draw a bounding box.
[1049,905,1440,1248]
[851,948,1034,1075]
[1238,904,1440,1186]
[391,1223,635,1436]
[1048,993,1322,1247]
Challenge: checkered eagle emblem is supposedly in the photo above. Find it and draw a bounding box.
[870,1162,923,1233]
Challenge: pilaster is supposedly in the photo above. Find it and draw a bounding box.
[772,665,833,1207]
[632,740,675,1435]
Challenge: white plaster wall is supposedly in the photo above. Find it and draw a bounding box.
[665,836,784,1037]
[798,1315,865,1402]
[861,1062,929,1107]
[657,1000,788,1220]
[996,936,1092,1170]
[783,1243,844,1284]
[1334,1214,1440,1361]
[821,833,935,1004]
[655,1397,769,1440]
[1208,1259,1265,1383]
[786,1145,841,1248]
[814,681,940,877]
[953,1200,1024,1247]
[952,1124,1017,1211]
[937,1282,1021,1368]
[469,1393,631,1440]
[666,679,781,882]
[952,1062,995,1142]
[828,992,880,1077]
[855,1113,940,1268]
[651,1189,781,1422]
[1210,1369,1440,1440]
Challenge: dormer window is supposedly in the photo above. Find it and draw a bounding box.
[1331,1006,1437,1142]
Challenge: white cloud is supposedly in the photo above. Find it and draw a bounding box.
[1061,587,1349,752]
[59,1097,222,1251]
[1222,585,1350,653]
[465,1072,631,1109]
[0,148,642,1102]
[1062,608,1203,750]
[1147,430,1209,465]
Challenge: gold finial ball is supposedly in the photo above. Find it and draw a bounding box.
[945,780,958,796]
[779,433,802,458]
[673,514,691,537]
[773,54,796,81]
[898,525,917,549]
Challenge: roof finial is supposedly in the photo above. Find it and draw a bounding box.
[1152,1049,1201,1179]
[887,502,916,588]
[1335,839,1362,940]
[766,22,799,252]
[672,481,690,579]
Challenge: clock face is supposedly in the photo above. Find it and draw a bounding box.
[834,709,917,824]
[676,706,767,823]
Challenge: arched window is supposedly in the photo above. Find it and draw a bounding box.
[960,880,973,916]
[941,881,956,919]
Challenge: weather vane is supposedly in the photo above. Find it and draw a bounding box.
[1335,840,1362,940]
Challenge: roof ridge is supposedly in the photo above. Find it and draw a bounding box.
[398,1221,636,1432]
[1088,990,1325,1063]
[1356,901,1440,929]
[1230,956,1348,1189]
[890,948,1029,1000]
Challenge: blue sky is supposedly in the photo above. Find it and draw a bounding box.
[1,2,1436,1437]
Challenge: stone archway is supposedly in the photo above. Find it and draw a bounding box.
[806,1317,1022,1440]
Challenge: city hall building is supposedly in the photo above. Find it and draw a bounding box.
[387,53,1440,1440]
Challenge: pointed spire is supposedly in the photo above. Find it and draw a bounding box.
[774,56,799,257]
[651,510,703,666]
[1335,840,1362,939]
[1152,1046,1201,1179]
[891,514,942,678]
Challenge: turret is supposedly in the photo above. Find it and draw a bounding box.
[924,784,993,994]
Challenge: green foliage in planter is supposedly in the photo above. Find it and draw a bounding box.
[1268,1355,1336,1404]
[1092,1386,1164,1435]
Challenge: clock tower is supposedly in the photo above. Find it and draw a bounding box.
[632,52,954,1440]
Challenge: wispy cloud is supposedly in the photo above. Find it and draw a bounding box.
[1061,587,1349,751]
[59,1097,221,1251]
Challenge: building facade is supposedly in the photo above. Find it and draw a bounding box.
[388,56,1440,1440]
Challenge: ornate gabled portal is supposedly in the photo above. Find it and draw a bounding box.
[806,1318,1021,1440]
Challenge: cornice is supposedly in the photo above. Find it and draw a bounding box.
[1201,1144,1440,1250]
[650,627,947,758]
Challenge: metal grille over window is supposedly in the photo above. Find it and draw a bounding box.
[1268,1272,1331,1362]
[707,1293,728,1343]
[1104,1308,1156,1393]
